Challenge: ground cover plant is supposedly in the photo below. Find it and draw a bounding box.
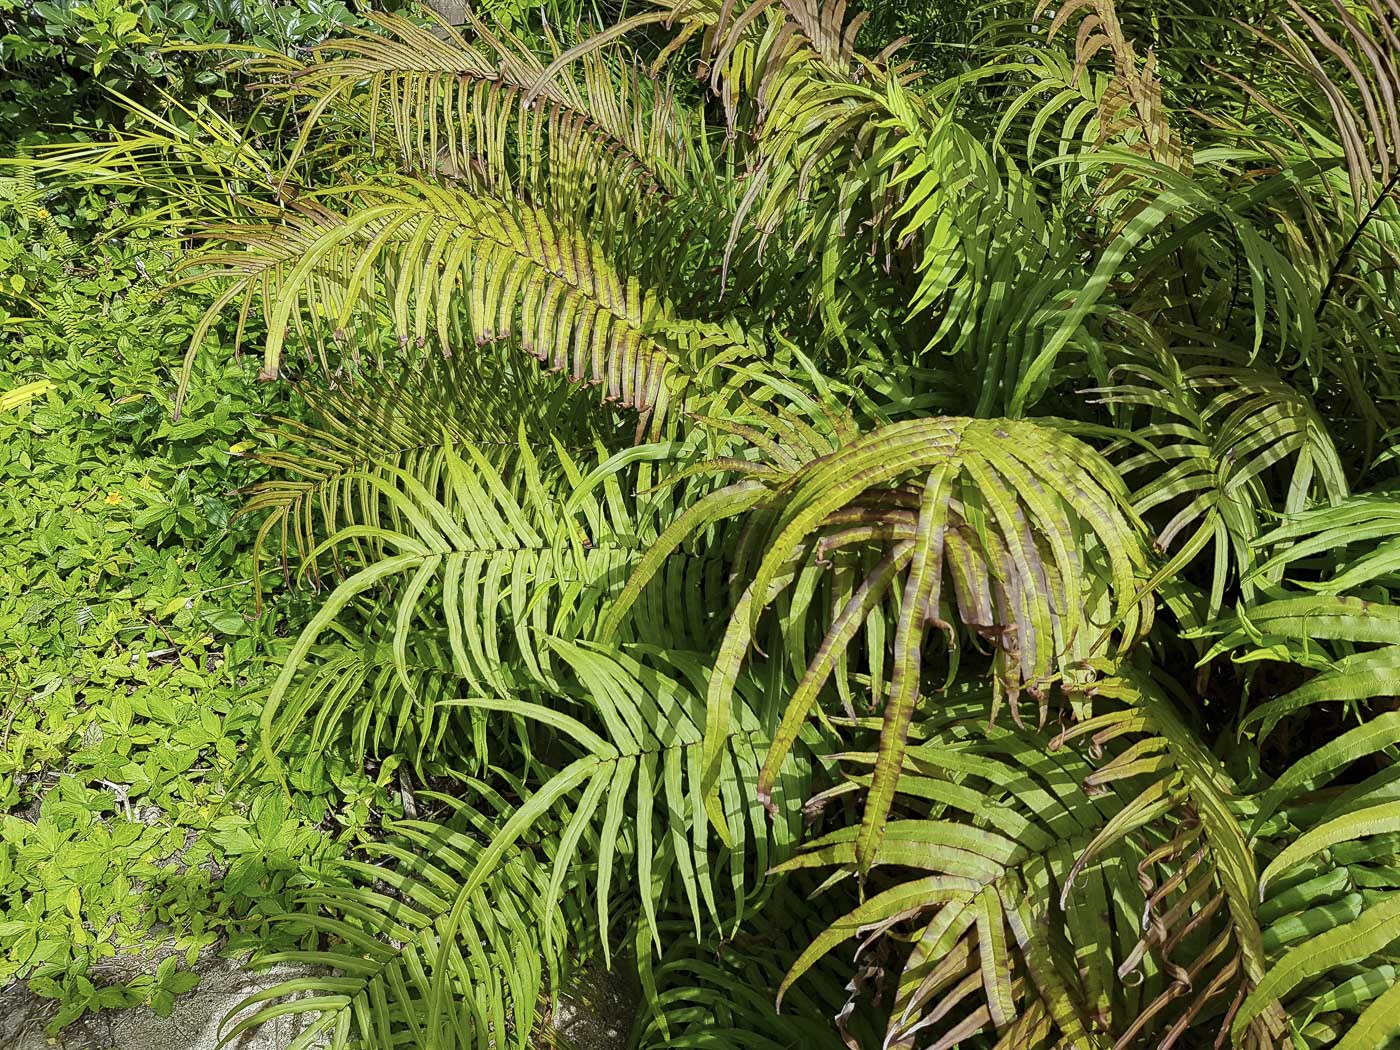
[0,171,378,1034]
[14,0,1400,1047]
[0,0,366,146]
[0,4,426,1035]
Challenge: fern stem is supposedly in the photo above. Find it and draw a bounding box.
[1317,168,1400,320]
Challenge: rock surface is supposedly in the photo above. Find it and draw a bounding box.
[545,965,638,1050]
[427,0,467,24]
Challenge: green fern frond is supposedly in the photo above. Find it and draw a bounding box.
[637,414,1158,869]
[776,704,1118,1047]
[1204,593,1400,744]
[257,436,676,765]
[1055,675,1290,1048]
[244,646,809,1048]
[224,800,570,1050]
[1251,495,1400,594]
[177,182,731,422]
[1095,348,1348,621]
[16,90,287,221]
[1252,0,1400,224]
[257,9,693,210]
[1233,701,1400,1049]
[238,347,627,594]
[773,678,1286,1049]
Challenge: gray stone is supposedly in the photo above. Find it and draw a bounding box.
[541,964,637,1050]
[426,0,467,24]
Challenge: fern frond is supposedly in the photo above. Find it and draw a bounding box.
[630,910,855,1049]
[777,698,1121,1048]
[225,799,569,1050]
[239,347,626,593]
[1053,675,1291,1048]
[257,9,693,208]
[1231,686,1400,1049]
[1095,348,1348,621]
[1034,0,1192,178]
[257,436,682,763]
[1251,494,1400,594]
[245,649,808,1048]
[623,414,1157,870]
[178,182,732,423]
[1255,0,1400,225]
[15,90,288,221]
[773,678,1291,1049]
[1205,593,1400,744]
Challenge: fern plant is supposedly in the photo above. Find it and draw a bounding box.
[57,0,1400,1045]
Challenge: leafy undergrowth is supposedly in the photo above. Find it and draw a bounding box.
[0,186,393,1034]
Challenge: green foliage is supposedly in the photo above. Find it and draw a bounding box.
[0,0,365,147]
[20,0,1400,1047]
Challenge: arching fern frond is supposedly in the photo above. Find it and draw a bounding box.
[1033,0,1192,179]
[656,0,892,132]
[255,8,693,210]
[610,413,1156,872]
[1205,594,1400,745]
[776,691,1127,1049]
[1240,0,1400,370]
[241,643,810,1050]
[629,909,859,1049]
[222,804,566,1050]
[1094,346,1348,622]
[255,436,663,766]
[1232,700,1400,1049]
[239,346,628,595]
[1251,494,1400,595]
[177,181,739,423]
[1052,675,1289,1049]
[1255,0,1400,227]
[777,675,1291,1049]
